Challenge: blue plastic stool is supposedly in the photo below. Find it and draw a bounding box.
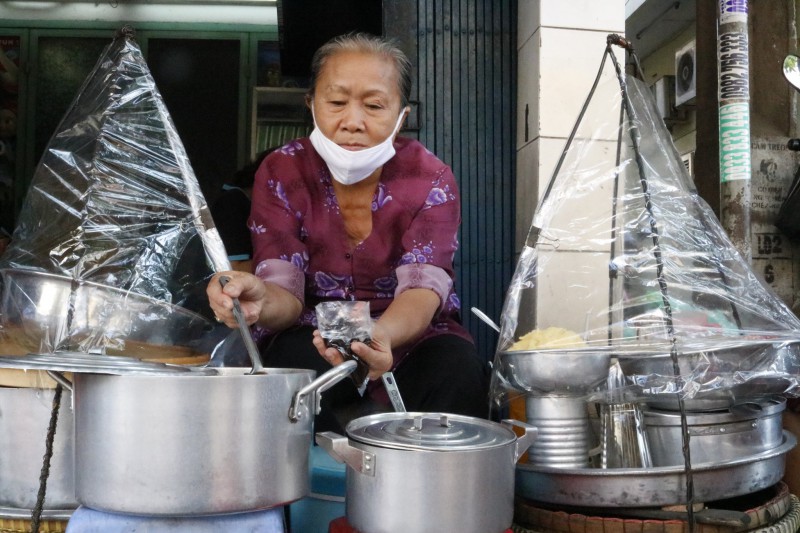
[65,505,285,532]
[289,445,346,533]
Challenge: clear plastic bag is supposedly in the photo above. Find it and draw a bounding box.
[490,41,800,413]
[0,27,228,359]
[315,300,372,384]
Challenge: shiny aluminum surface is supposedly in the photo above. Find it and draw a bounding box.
[74,368,314,515]
[0,387,76,510]
[0,505,72,521]
[525,396,591,468]
[516,431,796,507]
[318,417,537,533]
[0,268,215,355]
[72,363,354,516]
[617,342,800,405]
[346,412,517,451]
[498,349,611,393]
[643,396,786,466]
[0,351,215,375]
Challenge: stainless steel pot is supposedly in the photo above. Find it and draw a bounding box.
[316,412,537,533]
[0,385,77,510]
[72,361,355,516]
[642,395,786,466]
[498,349,611,394]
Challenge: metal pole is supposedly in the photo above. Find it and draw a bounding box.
[718,0,752,263]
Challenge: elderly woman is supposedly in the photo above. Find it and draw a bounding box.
[207,32,488,432]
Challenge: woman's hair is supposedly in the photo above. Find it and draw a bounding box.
[308,32,412,108]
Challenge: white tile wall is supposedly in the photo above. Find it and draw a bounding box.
[538,27,624,140]
[540,139,618,252]
[517,32,541,151]
[539,0,625,31]
[516,136,565,252]
[515,0,627,331]
[517,138,619,255]
[533,250,613,337]
[536,136,568,197]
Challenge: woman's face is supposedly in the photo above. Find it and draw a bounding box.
[311,51,404,150]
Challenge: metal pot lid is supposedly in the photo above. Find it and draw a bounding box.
[0,351,216,376]
[345,412,516,451]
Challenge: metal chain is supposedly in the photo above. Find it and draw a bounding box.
[30,384,63,533]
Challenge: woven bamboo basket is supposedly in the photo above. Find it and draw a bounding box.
[513,483,799,533]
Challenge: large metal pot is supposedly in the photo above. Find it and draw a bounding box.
[72,361,355,516]
[316,412,537,533]
[0,384,77,510]
[642,395,786,466]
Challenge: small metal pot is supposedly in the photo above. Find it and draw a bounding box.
[72,361,355,516]
[316,412,537,533]
[642,395,786,466]
[0,384,77,510]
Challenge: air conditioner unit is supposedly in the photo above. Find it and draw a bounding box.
[651,76,675,121]
[675,39,696,107]
[650,76,687,126]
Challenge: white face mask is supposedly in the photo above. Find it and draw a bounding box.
[309,107,408,186]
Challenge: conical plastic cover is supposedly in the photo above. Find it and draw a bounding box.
[491,45,800,407]
[0,27,228,355]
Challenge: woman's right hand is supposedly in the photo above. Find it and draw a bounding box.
[206,271,267,328]
[311,324,393,380]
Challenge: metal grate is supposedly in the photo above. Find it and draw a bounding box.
[386,0,518,362]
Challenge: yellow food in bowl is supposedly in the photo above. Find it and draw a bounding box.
[508,326,586,351]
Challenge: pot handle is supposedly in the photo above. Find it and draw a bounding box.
[501,419,538,463]
[288,360,357,422]
[316,431,376,477]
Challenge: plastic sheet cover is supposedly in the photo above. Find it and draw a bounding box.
[491,45,800,408]
[0,28,229,357]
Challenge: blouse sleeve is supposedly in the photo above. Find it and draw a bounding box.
[394,166,460,311]
[248,155,307,303]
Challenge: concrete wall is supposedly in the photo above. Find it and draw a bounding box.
[516,0,625,251]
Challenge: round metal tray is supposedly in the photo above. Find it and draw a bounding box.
[0,351,217,376]
[515,431,796,507]
[0,504,73,521]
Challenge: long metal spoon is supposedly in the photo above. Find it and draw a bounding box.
[381,371,406,412]
[470,306,500,333]
[219,275,267,374]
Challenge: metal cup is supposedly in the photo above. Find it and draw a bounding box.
[525,395,592,468]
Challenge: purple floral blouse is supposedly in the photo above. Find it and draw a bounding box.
[249,136,473,363]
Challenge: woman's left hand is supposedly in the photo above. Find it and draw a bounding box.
[312,324,393,380]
